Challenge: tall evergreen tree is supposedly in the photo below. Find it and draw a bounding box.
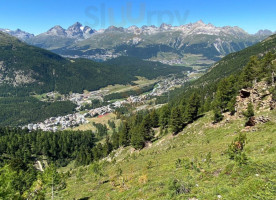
[111,130,119,149]
[103,136,113,157]
[159,104,170,128]
[213,107,224,123]
[150,109,159,128]
[131,126,145,149]
[119,122,129,147]
[184,93,201,123]
[170,106,183,134]
[140,114,154,141]
[240,56,259,87]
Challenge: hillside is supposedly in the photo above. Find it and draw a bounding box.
[57,109,276,199]
[165,34,276,104]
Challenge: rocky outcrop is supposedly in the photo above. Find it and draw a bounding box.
[255,116,270,124]
[235,81,275,118]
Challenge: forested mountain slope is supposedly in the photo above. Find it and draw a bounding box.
[0,32,189,96]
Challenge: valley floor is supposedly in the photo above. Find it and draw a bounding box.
[53,110,276,200]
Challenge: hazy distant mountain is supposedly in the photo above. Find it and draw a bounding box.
[48,21,274,67]
[255,29,274,37]
[37,22,95,39]
[2,21,274,67]
[0,28,34,41]
[23,22,95,50]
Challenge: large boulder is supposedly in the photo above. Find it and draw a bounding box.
[245,116,256,127]
[240,89,251,98]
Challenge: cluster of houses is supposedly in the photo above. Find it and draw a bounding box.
[42,90,107,110]
[127,95,148,103]
[150,77,188,96]
[151,59,187,65]
[68,90,106,110]
[27,75,196,132]
[65,52,120,61]
[24,113,88,132]
[88,105,114,117]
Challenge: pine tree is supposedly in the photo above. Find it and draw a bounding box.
[119,122,129,147]
[111,131,119,149]
[184,93,201,123]
[170,106,183,134]
[214,77,236,112]
[213,107,223,123]
[131,127,145,149]
[227,97,237,115]
[159,105,170,128]
[150,109,159,128]
[203,97,212,112]
[140,114,154,141]
[102,136,113,157]
[240,56,259,87]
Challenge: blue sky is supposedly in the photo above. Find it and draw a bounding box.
[0,0,275,35]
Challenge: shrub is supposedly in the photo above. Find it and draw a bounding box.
[243,103,254,118]
[168,179,192,197]
[227,133,248,165]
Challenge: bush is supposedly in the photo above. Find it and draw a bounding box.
[243,103,254,118]
[227,133,248,165]
[168,179,192,197]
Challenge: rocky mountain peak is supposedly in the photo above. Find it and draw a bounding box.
[43,22,95,39]
[104,26,125,33]
[255,29,273,36]
[66,22,84,38]
[46,25,66,36]
[159,23,172,30]
[194,20,205,26]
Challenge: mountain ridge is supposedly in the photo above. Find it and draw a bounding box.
[2,21,275,69]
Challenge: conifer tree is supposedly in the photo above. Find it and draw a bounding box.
[213,107,224,123]
[159,104,170,128]
[240,56,259,87]
[119,122,129,147]
[184,93,201,123]
[131,126,145,149]
[140,114,154,141]
[170,106,183,134]
[150,109,159,128]
[103,136,113,157]
[111,130,119,149]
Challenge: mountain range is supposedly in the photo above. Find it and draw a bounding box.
[2,21,275,67]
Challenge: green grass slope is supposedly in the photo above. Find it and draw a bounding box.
[55,110,276,199]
